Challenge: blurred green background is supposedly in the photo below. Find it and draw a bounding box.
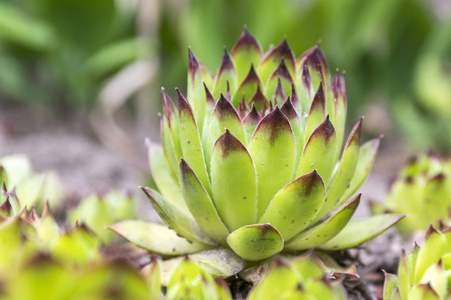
[0,0,450,152]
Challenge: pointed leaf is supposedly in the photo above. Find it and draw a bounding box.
[178,89,211,195]
[179,159,229,244]
[141,187,215,245]
[206,94,246,166]
[231,27,263,83]
[248,107,296,218]
[248,85,269,112]
[296,115,337,185]
[201,83,216,148]
[331,71,347,160]
[285,194,360,250]
[210,130,257,231]
[259,170,325,241]
[148,142,187,213]
[227,223,283,261]
[304,83,326,142]
[281,98,304,178]
[232,65,261,106]
[213,48,237,98]
[318,214,405,250]
[258,38,296,84]
[340,136,382,202]
[414,227,445,284]
[108,221,208,255]
[187,48,206,131]
[299,64,314,112]
[264,60,294,104]
[317,117,362,220]
[243,105,261,144]
[382,270,399,300]
[409,284,440,300]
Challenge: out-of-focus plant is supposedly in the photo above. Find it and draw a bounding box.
[383,225,451,300]
[0,154,65,213]
[248,251,346,300]
[0,0,150,107]
[371,153,451,235]
[68,190,136,245]
[111,29,403,270]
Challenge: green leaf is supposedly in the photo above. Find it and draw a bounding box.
[296,115,337,185]
[285,194,360,250]
[206,94,246,166]
[147,143,187,213]
[177,89,211,195]
[257,39,296,85]
[179,159,230,244]
[108,221,208,255]
[227,224,283,261]
[248,259,298,300]
[259,170,325,241]
[231,27,263,83]
[408,284,440,300]
[243,105,262,144]
[264,60,294,104]
[187,49,206,132]
[414,227,445,284]
[317,117,362,220]
[340,136,382,202]
[382,270,399,300]
[16,174,45,209]
[0,154,33,189]
[248,107,296,218]
[304,83,326,142]
[212,49,237,99]
[141,187,214,245]
[232,65,262,106]
[210,130,257,231]
[318,214,405,250]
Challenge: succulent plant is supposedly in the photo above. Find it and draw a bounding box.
[248,251,346,300]
[383,225,451,300]
[372,153,451,235]
[111,28,403,264]
[68,190,136,244]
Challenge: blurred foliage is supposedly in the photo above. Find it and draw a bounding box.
[0,0,450,151]
[0,0,148,107]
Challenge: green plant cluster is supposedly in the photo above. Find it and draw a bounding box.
[383,225,451,300]
[372,153,451,235]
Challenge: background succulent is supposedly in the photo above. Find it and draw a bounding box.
[372,153,451,235]
[383,225,451,300]
[111,29,403,264]
[248,251,346,300]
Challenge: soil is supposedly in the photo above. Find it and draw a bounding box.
[0,101,412,299]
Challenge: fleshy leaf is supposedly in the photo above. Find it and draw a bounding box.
[201,83,216,149]
[340,136,382,202]
[212,48,237,99]
[259,170,325,241]
[162,89,182,176]
[382,270,399,300]
[248,107,296,218]
[206,94,246,166]
[232,65,261,106]
[210,130,257,231]
[304,83,326,142]
[281,98,304,179]
[108,221,208,255]
[264,60,294,104]
[231,27,263,83]
[408,284,440,300]
[247,85,269,112]
[227,224,283,261]
[177,89,211,195]
[148,142,187,212]
[319,214,405,250]
[179,159,229,244]
[141,187,214,245]
[414,227,445,284]
[285,194,360,250]
[317,117,362,220]
[243,105,261,144]
[296,115,337,185]
[258,38,296,84]
[187,48,206,132]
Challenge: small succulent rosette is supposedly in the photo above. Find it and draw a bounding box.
[111,28,403,267]
[383,225,451,300]
[372,153,451,235]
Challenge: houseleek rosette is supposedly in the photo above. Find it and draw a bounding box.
[110,28,403,263]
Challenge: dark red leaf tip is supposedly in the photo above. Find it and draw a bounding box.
[203,82,215,105]
[271,59,293,81]
[248,85,268,108]
[255,106,291,144]
[274,78,287,99]
[281,97,298,120]
[290,84,300,107]
[309,115,335,144]
[302,63,312,88]
[215,129,247,157]
[218,47,235,75]
[231,26,262,56]
[214,94,240,120]
[188,47,199,77]
[241,64,261,85]
[243,104,261,124]
[262,38,296,65]
[310,82,326,113]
